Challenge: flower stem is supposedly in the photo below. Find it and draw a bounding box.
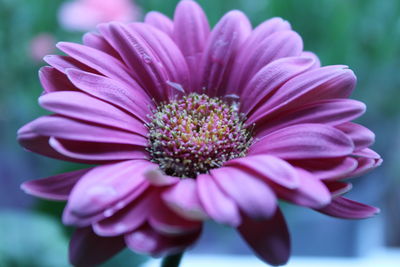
[161,252,184,267]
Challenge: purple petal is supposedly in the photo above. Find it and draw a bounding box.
[144,169,180,186]
[347,157,382,179]
[317,197,380,219]
[44,55,93,74]
[352,148,381,159]
[253,99,366,137]
[210,167,277,219]
[162,179,208,221]
[238,209,290,266]
[69,227,125,266]
[337,122,375,151]
[225,155,299,189]
[145,11,174,36]
[199,10,251,96]
[249,124,354,159]
[39,91,147,135]
[39,66,77,93]
[197,174,241,227]
[274,168,331,208]
[241,56,315,115]
[66,68,153,122]
[173,0,210,88]
[21,168,91,201]
[300,51,321,68]
[82,32,122,60]
[325,181,353,197]
[125,224,202,257]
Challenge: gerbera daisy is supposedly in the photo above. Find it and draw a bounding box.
[18,0,382,266]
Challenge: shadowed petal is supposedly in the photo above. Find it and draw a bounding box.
[337,122,375,151]
[325,181,353,197]
[238,209,290,266]
[145,11,173,36]
[317,197,380,219]
[39,66,78,93]
[69,227,125,267]
[82,32,122,60]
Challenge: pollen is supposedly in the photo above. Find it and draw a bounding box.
[146,93,253,178]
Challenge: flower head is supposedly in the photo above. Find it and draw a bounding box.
[19,0,382,266]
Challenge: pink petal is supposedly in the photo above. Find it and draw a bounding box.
[241,56,315,115]
[145,11,173,36]
[274,168,331,208]
[231,30,303,95]
[39,91,147,136]
[210,167,277,219]
[162,179,208,221]
[65,160,155,219]
[317,197,380,219]
[300,51,321,68]
[325,181,353,197]
[197,174,241,227]
[249,124,354,159]
[238,209,290,266]
[21,168,91,201]
[250,65,357,121]
[65,68,153,122]
[225,155,299,189]
[347,157,382,179]
[44,55,94,74]
[69,227,125,266]
[173,0,210,88]
[352,148,381,159]
[144,169,180,186]
[253,99,366,137]
[82,32,122,60]
[27,115,147,146]
[39,66,78,93]
[199,10,251,96]
[56,42,135,86]
[125,224,202,257]
[336,122,375,151]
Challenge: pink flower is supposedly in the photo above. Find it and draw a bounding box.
[58,0,140,31]
[29,33,56,62]
[19,1,382,266]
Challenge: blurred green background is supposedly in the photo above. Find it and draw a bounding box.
[1,0,399,266]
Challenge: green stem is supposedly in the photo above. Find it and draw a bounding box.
[161,252,184,267]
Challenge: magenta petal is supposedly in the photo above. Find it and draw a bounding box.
[21,168,91,201]
[317,197,380,219]
[82,32,122,60]
[173,0,210,87]
[199,10,251,96]
[65,68,153,122]
[249,124,354,159]
[325,181,353,197]
[337,122,375,151]
[69,227,125,266]
[347,157,382,179]
[145,11,174,36]
[197,174,241,227]
[352,148,381,159]
[144,169,180,187]
[251,65,357,121]
[238,209,290,266]
[300,51,321,68]
[44,55,93,74]
[39,66,77,93]
[66,160,154,218]
[241,56,315,115]
[39,91,147,136]
[210,167,277,219]
[162,179,208,221]
[252,99,366,137]
[125,224,202,257]
[225,155,299,189]
[275,168,331,208]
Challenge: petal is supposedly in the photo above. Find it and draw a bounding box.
[144,169,180,187]
[65,160,155,219]
[336,122,375,151]
[39,66,77,93]
[352,148,381,159]
[125,224,201,257]
[199,10,251,96]
[317,197,380,219]
[230,30,303,95]
[251,65,357,122]
[241,56,315,115]
[65,68,153,122]
[26,115,147,146]
[173,0,210,87]
[82,32,122,60]
[210,167,277,219]
[274,168,331,208]
[325,181,353,197]
[225,155,299,189]
[252,99,366,137]
[69,227,125,267]
[238,209,290,266]
[300,51,321,68]
[39,91,147,136]
[249,124,354,159]
[44,55,93,74]
[145,11,173,36]
[347,157,382,179]
[197,174,241,227]
[162,179,208,221]
[21,168,91,201]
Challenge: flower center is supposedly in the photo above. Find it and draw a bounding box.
[146,93,253,178]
